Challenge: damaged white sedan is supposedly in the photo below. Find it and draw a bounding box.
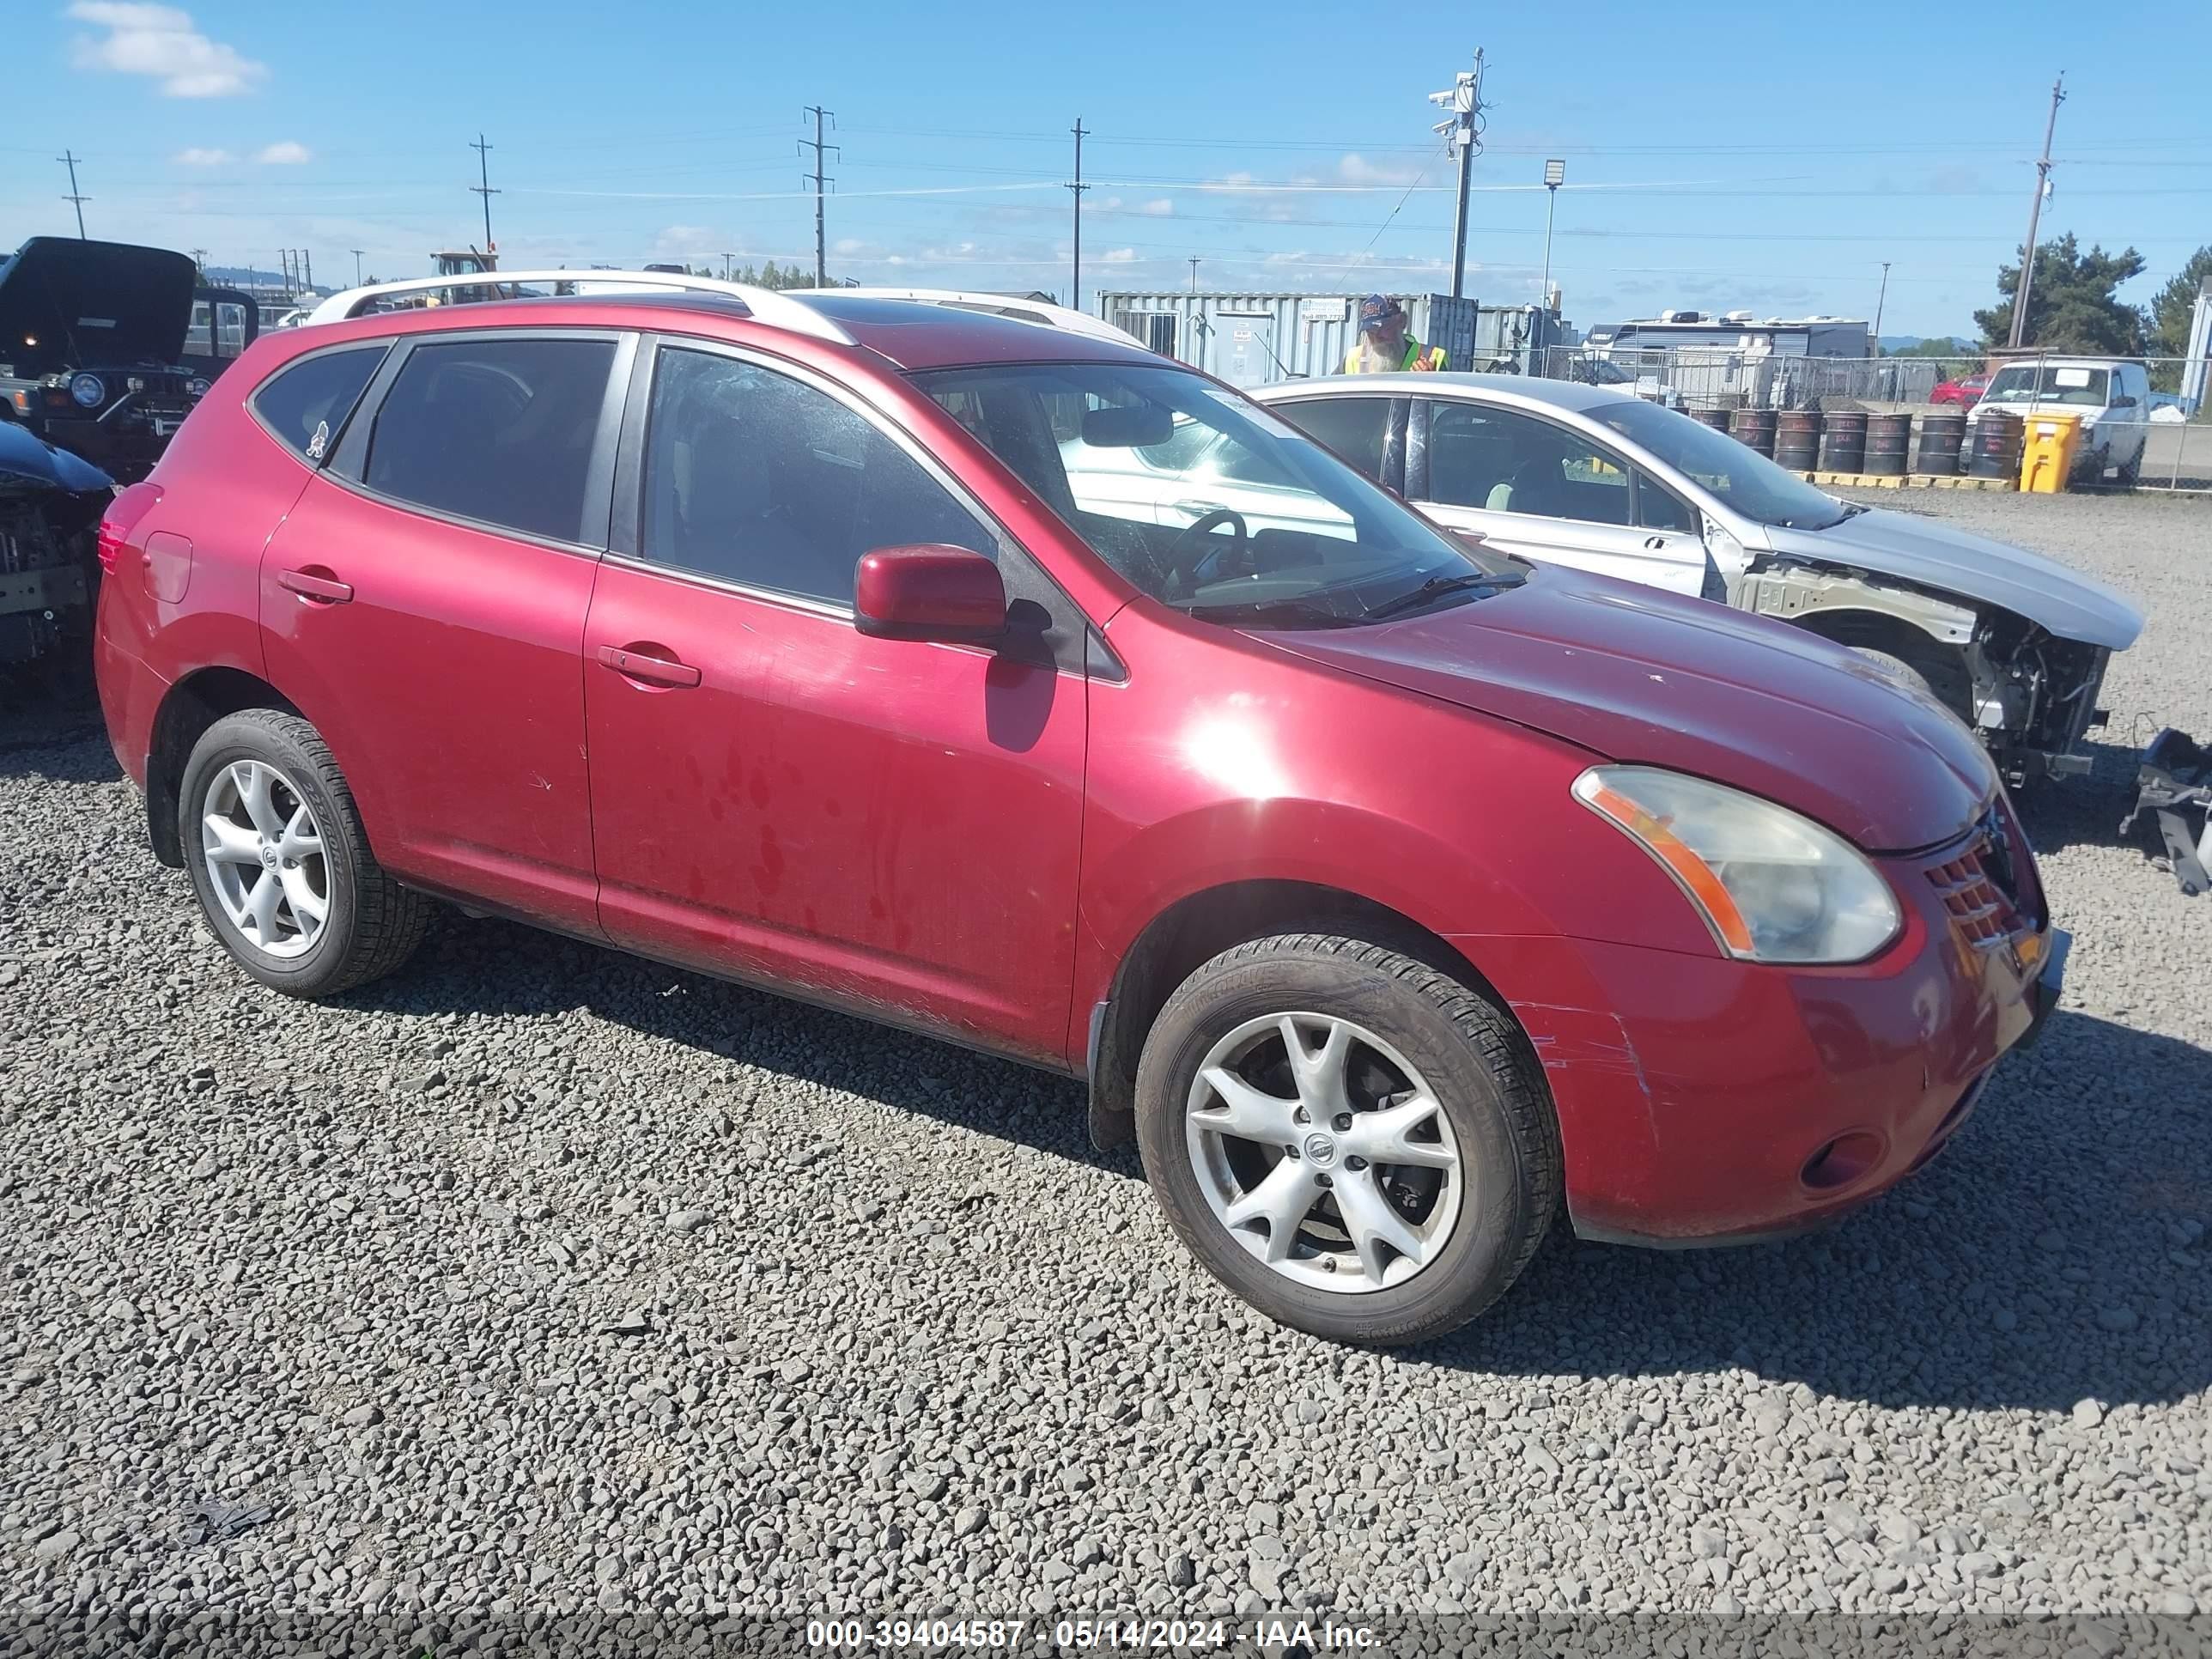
[1236,375,2142,786]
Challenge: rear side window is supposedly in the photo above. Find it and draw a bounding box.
[253,345,388,460]
[363,337,616,543]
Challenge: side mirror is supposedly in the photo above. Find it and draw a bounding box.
[854,544,1007,643]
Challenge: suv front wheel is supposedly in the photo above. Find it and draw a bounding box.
[1135,933,1560,1345]
[179,709,429,997]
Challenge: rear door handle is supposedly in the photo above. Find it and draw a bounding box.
[597,643,702,689]
[276,567,353,604]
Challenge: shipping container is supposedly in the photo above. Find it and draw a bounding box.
[1095,291,1576,387]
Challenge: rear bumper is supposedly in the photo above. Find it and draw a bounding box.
[1455,846,2062,1247]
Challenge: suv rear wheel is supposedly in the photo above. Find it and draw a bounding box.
[1135,933,1559,1345]
[179,709,428,997]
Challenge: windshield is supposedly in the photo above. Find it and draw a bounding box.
[1983,364,2112,407]
[1591,396,1851,531]
[912,362,1520,626]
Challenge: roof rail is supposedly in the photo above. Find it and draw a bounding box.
[801,287,1142,349]
[302,270,856,345]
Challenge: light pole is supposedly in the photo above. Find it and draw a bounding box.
[1540,158,1564,314]
[1871,261,1891,356]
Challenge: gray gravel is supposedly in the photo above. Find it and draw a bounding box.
[2,490,2208,1643]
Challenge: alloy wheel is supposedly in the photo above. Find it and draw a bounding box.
[199,759,330,960]
[1184,1012,1463,1294]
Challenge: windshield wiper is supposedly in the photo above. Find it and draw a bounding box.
[1368,569,1523,621]
[1188,598,1364,629]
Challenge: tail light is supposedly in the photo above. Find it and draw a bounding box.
[96,481,164,576]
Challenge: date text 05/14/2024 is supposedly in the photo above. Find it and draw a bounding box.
[803,1617,1382,1651]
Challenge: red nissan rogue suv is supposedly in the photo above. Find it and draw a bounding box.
[94,275,2065,1345]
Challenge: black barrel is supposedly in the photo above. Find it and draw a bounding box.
[1916,410,1967,474]
[1818,410,1868,473]
[1728,407,1777,457]
[1774,410,1823,471]
[1690,406,1733,434]
[1863,412,1912,477]
[1969,410,2023,480]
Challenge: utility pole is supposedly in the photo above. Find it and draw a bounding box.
[721,252,735,283]
[350,248,365,285]
[58,151,88,238]
[1428,52,1486,301]
[1871,261,1892,356]
[470,133,500,258]
[2007,74,2065,349]
[190,247,208,276]
[801,107,837,289]
[1540,159,1564,314]
[1068,118,1091,313]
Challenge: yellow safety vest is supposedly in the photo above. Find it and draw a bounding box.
[1344,339,1447,374]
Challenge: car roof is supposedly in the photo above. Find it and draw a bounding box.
[1257,371,1637,415]
[798,295,1156,370]
[310,288,1160,373]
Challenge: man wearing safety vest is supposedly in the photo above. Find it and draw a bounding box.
[1341,294,1448,374]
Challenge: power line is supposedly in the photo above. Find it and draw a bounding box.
[801,106,838,288]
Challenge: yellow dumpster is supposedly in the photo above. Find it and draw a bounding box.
[2020,409,2085,493]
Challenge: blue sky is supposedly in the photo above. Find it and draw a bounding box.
[4,0,2207,338]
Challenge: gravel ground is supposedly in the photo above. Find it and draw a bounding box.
[2,490,2208,1650]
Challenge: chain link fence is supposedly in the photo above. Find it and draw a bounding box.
[1508,347,2210,493]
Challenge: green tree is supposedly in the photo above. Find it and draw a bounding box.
[1883,337,1971,358]
[1973,234,2148,354]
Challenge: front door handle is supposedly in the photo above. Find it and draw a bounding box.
[276,567,353,604]
[597,643,702,689]
[1643,534,1671,550]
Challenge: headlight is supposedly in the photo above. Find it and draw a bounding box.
[1572,765,1901,963]
[187,376,212,400]
[69,372,106,409]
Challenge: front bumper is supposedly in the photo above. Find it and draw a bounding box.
[1459,821,2063,1246]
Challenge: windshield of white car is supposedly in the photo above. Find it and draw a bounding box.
[912,362,1521,625]
[1592,397,1851,531]
[1982,364,2112,407]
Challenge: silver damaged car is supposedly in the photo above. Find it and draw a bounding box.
[1239,375,2143,785]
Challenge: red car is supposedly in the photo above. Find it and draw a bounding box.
[1930,371,1991,408]
[94,277,2065,1345]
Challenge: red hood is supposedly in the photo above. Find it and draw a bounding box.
[1252,565,1996,853]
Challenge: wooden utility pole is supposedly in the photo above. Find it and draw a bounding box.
[2007,75,2065,349]
[802,108,838,289]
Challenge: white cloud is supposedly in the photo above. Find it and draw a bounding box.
[254,139,311,165]
[66,2,268,98]
[1141,198,1176,216]
[1336,152,1424,187]
[1101,247,1139,264]
[172,145,231,166]
[833,237,867,255]
[651,224,721,260]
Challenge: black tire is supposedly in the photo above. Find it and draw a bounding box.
[179,709,428,997]
[1134,933,1560,1346]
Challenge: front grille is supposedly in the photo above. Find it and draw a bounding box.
[1925,800,2040,948]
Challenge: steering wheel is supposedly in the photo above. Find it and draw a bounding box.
[1159,507,1252,599]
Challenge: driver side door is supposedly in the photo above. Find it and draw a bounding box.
[1408,398,1709,596]
[582,339,1090,1063]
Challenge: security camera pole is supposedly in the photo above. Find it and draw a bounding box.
[1540,158,1564,312]
[1427,52,1485,301]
